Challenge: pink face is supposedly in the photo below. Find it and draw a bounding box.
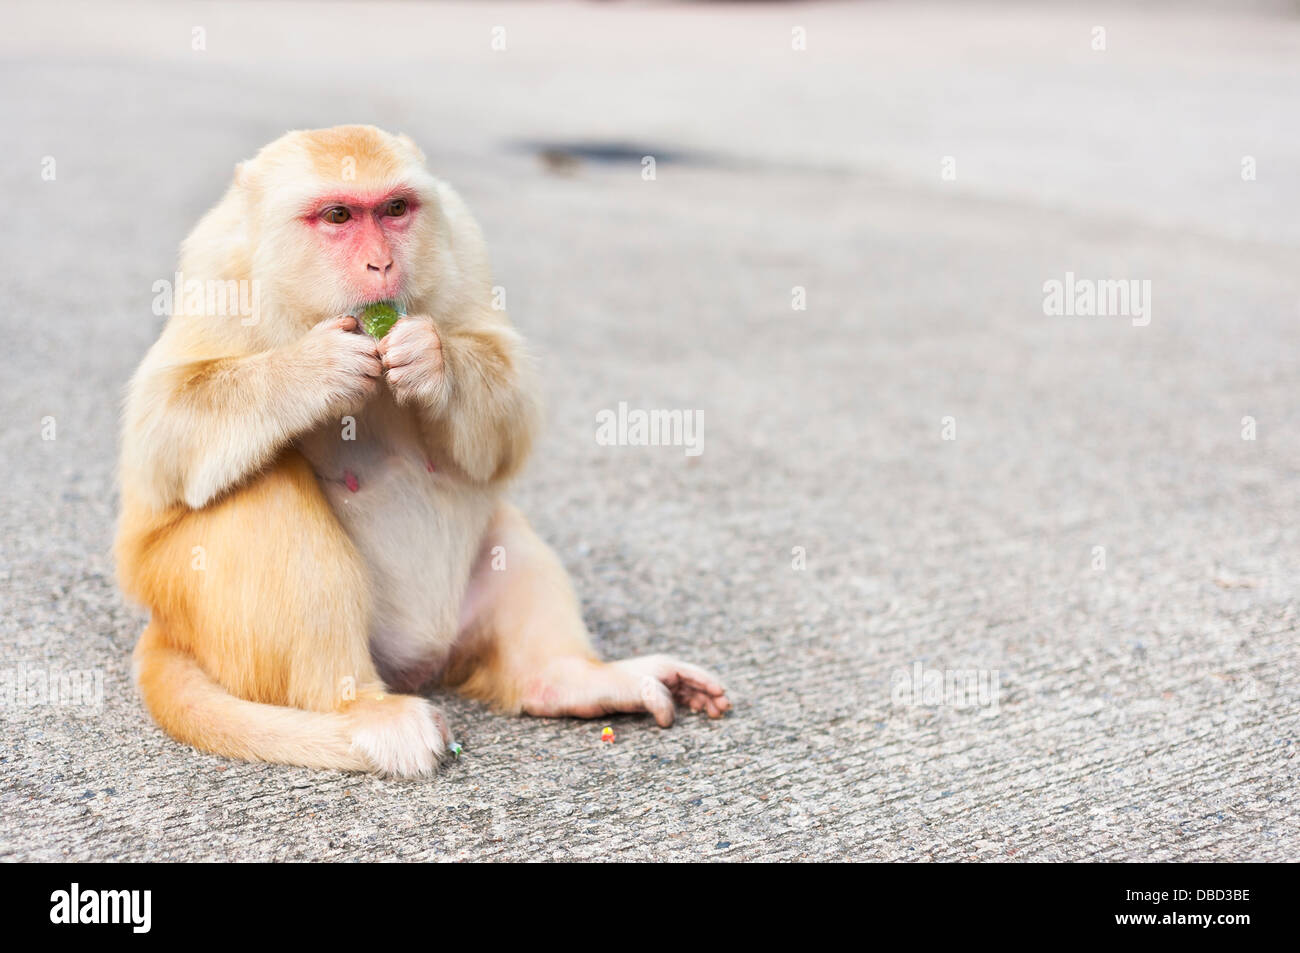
[301,189,419,304]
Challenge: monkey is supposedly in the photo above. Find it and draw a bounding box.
[115,125,730,778]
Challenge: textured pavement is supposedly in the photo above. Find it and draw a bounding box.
[1,1,1298,861]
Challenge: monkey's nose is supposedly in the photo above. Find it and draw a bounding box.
[366,260,394,275]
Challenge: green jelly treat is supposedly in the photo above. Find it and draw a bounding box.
[359,301,402,339]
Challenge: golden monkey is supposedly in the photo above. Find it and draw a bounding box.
[116,125,730,777]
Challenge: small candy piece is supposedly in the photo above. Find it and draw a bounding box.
[343,470,360,493]
[601,726,614,743]
[448,741,463,758]
[359,301,403,339]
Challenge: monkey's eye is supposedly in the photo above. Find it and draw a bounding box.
[384,199,408,217]
[321,207,351,224]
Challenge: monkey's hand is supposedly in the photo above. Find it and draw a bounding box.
[297,315,384,414]
[377,316,449,411]
[120,315,382,511]
[384,315,538,484]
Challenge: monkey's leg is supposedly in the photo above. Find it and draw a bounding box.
[123,452,450,777]
[445,503,731,724]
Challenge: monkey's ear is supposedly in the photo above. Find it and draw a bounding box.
[232,160,264,193]
[396,133,426,164]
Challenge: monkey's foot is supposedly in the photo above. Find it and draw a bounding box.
[347,692,452,778]
[522,655,731,727]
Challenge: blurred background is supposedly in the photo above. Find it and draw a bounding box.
[2,1,1298,861]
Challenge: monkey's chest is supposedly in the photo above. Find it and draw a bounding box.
[296,416,497,684]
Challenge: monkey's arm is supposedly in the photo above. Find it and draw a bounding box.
[380,315,539,484]
[124,317,381,510]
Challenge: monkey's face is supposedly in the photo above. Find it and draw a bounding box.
[239,126,448,325]
[298,189,420,308]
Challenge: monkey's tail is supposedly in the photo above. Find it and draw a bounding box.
[132,622,367,772]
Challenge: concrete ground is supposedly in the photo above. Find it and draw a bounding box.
[1,0,1298,861]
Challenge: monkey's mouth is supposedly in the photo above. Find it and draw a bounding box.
[354,291,410,310]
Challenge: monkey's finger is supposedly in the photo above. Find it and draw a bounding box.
[691,686,731,712]
[377,333,416,363]
[639,676,676,728]
[380,329,435,367]
[342,333,382,365]
[686,671,728,698]
[678,685,729,719]
[703,697,729,718]
[384,364,414,389]
[381,349,415,370]
[377,317,417,345]
[661,665,731,718]
[337,314,359,332]
[656,660,727,698]
[310,314,352,333]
